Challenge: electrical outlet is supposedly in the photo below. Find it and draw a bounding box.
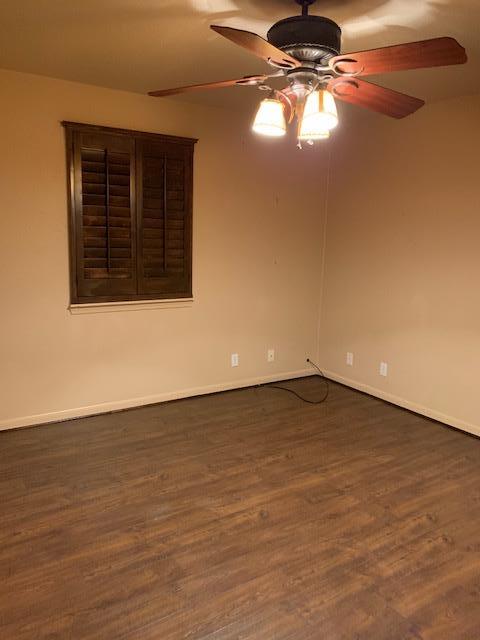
[267,349,275,362]
[231,353,239,368]
[380,362,388,377]
[346,352,354,366]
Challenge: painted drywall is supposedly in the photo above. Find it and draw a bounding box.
[3,67,478,437]
[0,69,329,429]
[318,94,480,436]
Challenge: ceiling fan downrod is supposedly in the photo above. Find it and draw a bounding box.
[295,0,317,16]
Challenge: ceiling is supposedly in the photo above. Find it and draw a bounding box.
[0,0,478,113]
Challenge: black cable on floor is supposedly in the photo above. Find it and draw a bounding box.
[259,358,329,404]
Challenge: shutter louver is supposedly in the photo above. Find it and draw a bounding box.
[81,149,133,279]
[141,153,166,278]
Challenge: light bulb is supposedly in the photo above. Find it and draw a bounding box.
[300,89,338,138]
[252,98,287,137]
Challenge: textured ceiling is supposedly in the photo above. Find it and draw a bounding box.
[0,0,478,113]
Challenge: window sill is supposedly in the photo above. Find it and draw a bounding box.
[69,298,194,315]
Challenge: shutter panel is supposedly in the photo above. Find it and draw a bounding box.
[136,139,193,298]
[64,122,196,304]
[72,130,137,302]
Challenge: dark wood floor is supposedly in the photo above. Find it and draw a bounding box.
[1,378,479,640]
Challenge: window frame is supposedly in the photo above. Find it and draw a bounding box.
[63,121,197,305]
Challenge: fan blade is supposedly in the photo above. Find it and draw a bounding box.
[211,25,301,69]
[148,75,267,97]
[329,37,467,76]
[328,77,425,119]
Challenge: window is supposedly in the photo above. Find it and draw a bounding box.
[63,122,196,304]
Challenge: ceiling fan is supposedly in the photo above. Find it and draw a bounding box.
[148,0,467,146]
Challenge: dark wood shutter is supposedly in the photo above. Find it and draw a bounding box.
[69,129,137,302]
[64,122,196,304]
[136,139,193,298]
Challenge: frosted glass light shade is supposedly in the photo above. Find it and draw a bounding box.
[298,114,330,141]
[301,89,338,135]
[252,99,286,137]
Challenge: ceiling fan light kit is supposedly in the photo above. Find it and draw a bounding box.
[148,0,467,148]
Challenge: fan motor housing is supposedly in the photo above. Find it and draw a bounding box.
[267,15,341,64]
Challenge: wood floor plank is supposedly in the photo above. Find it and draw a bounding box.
[0,378,479,639]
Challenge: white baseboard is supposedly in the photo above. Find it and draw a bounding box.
[5,368,477,438]
[0,368,313,432]
[323,369,480,438]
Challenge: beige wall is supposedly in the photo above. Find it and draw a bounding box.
[2,68,478,437]
[318,94,480,436]
[0,69,328,429]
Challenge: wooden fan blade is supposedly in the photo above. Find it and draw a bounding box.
[328,77,425,119]
[330,37,467,76]
[210,25,301,69]
[148,75,267,97]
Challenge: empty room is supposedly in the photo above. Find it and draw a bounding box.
[1,0,479,638]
